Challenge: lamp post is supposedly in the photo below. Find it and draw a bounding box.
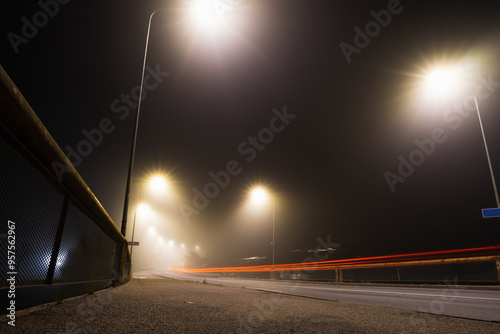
[250,187,276,270]
[129,174,168,267]
[129,186,141,261]
[272,198,275,269]
[121,9,166,237]
[421,65,499,208]
[473,94,500,208]
[120,2,224,236]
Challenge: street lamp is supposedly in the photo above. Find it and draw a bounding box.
[420,64,500,208]
[120,3,226,236]
[149,175,169,194]
[472,94,500,208]
[249,186,276,269]
[129,175,169,263]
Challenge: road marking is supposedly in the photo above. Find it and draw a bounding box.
[307,286,500,302]
[167,275,500,302]
[211,279,500,302]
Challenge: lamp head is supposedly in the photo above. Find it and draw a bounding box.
[249,186,270,206]
[420,64,467,101]
[188,0,225,33]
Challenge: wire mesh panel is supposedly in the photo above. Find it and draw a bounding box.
[53,202,117,283]
[0,135,64,287]
[0,66,129,311]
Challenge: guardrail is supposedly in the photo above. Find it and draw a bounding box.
[0,64,130,313]
[176,246,500,284]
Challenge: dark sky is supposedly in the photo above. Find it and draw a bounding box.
[2,0,500,267]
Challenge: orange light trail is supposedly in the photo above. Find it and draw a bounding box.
[171,245,500,273]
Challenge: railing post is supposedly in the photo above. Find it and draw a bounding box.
[335,269,343,283]
[46,194,70,285]
[496,258,500,284]
[117,241,130,281]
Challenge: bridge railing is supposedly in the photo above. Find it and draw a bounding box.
[0,65,130,312]
[178,247,500,285]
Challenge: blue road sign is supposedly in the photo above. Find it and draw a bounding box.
[482,208,500,218]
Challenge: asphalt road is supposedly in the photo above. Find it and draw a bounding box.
[4,274,500,333]
[161,271,500,322]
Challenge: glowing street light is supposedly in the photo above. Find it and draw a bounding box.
[130,175,169,261]
[249,186,276,270]
[137,203,153,218]
[419,63,499,208]
[420,64,466,101]
[121,3,228,236]
[250,187,269,205]
[148,174,169,194]
[188,0,225,32]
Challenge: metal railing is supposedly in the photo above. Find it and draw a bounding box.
[178,247,500,284]
[0,64,130,312]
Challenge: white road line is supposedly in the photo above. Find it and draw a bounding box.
[212,279,500,302]
[306,286,500,302]
[168,275,500,302]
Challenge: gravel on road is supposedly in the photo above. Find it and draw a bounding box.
[2,275,500,334]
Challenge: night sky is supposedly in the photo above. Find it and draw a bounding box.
[2,0,500,267]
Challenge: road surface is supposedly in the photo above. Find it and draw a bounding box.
[160,270,500,322]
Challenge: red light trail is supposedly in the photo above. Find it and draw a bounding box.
[172,245,500,273]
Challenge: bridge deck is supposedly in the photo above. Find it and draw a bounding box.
[3,274,500,333]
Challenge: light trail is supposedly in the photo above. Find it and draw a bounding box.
[172,245,500,273]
